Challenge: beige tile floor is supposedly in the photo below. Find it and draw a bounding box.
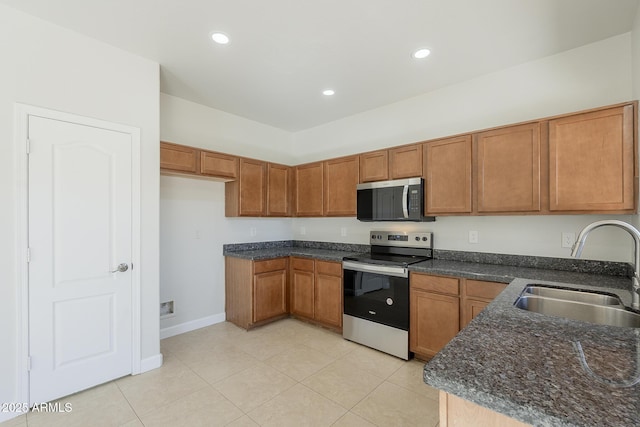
[2,318,440,427]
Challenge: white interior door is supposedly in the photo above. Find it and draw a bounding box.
[28,115,133,404]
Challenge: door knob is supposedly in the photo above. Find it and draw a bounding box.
[111,263,129,273]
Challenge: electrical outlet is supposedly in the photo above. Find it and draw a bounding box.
[300,226,306,235]
[469,230,478,244]
[250,227,257,237]
[340,227,347,237]
[562,232,576,248]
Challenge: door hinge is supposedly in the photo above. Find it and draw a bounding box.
[27,356,32,371]
[26,138,30,154]
[26,247,31,263]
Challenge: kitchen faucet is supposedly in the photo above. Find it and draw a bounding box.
[571,219,640,310]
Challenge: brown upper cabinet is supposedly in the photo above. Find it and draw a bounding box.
[161,101,638,218]
[549,104,636,213]
[359,143,422,183]
[475,122,542,213]
[294,162,324,216]
[324,156,359,216]
[200,151,238,179]
[267,163,293,216]
[360,150,389,182]
[389,143,423,179]
[423,135,472,214]
[225,158,267,217]
[160,141,199,174]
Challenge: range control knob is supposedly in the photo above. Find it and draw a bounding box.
[415,236,420,241]
[422,236,429,241]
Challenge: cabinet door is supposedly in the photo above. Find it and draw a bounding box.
[200,151,238,179]
[549,104,635,212]
[290,258,315,319]
[460,299,489,329]
[160,142,199,174]
[295,162,324,216]
[389,144,423,179]
[267,163,292,216]
[410,290,460,359]
[253,270,287,323]
[424,136,472,214]
[360,150,389,182]
[238,158,267,216]
[314,261,343,328]
[460,280,506,328]
[324,156,359,216]
[476,122,541,213]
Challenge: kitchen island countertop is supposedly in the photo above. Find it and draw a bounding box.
[422,273,639,427]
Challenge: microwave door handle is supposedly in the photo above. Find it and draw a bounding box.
[402,185,409,218]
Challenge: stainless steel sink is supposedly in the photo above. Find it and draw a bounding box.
[514,285,640,328]
[523,285,624,306]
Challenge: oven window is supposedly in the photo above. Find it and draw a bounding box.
[343,269,409,330]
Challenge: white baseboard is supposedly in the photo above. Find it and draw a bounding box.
[159,313,226,339]
[140,353,163,373]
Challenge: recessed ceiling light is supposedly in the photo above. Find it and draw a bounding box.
[322,89,335,96]
[211,32,230,45]
[412,48,431,59]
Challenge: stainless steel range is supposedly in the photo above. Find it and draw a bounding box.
[342,230,433,359]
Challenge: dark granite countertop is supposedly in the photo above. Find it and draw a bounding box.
[222,240,367,262]
[423,275,640,427]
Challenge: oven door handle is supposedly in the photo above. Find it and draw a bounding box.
[342,261,408,278]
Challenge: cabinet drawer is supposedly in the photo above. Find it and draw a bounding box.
[291,257,315,271]
[411,273,459,296]
[316,260,342,276]
[254,258,287,274]
[465,280,506,300]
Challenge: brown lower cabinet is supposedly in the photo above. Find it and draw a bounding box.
[225,256,342,330]
[225,257,288,329]
[410,272,506,360]
[410,274,460,359]
[439,391,530,427]
[461,279,507,328]
[290,257,343,329]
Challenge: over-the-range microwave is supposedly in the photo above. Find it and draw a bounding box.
[356,177,435,222]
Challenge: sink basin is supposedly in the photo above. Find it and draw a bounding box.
[514,285,640,328]
[523,285,624,306]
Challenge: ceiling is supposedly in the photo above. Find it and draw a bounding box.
[2,0,639,131]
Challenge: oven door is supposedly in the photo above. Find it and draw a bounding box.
[342,261,409,330]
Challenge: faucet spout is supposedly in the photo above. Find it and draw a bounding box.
[571,220,640,310]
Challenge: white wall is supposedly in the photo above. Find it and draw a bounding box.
[159,175,291,335]
[161,94,295,164]
[293,34,633,162]
[292,33,638,263]
[0,5,160,419]
[159,97,293,335]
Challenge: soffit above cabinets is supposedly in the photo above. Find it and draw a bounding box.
[1,0,638,131]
